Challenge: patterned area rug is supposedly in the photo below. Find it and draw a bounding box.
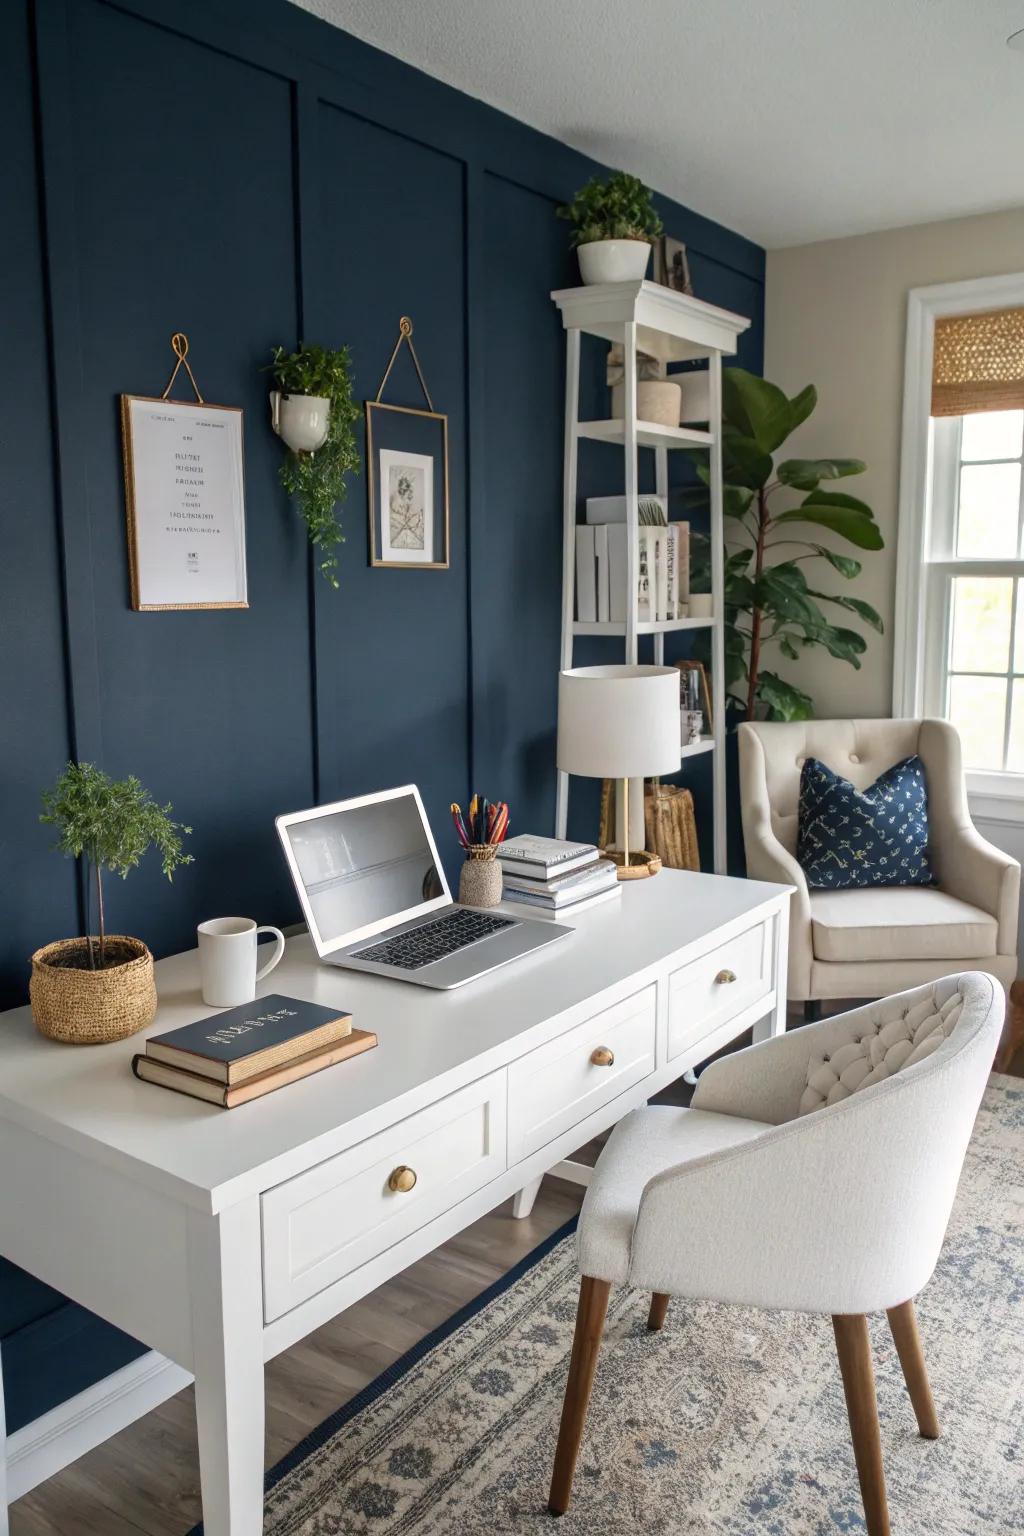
[195,1077,1024,1535]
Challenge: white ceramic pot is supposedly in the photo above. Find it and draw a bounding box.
[577,239,651,285]
[611,379,682,426]
[688,593,714,619]
[269,392,330,453]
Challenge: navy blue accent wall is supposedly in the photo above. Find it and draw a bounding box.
[0,0,763,1428]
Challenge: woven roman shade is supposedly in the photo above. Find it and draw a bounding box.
[931,307,1024,417]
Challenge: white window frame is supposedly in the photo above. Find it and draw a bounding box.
[894,270,1024,820]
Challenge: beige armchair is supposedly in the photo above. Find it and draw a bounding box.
[738,718,1019,1009]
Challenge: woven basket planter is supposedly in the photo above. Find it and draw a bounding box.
[30,936,157,1045]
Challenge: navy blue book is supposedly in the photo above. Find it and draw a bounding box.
[144,993,352,1085]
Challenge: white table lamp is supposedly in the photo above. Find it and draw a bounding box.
[557,664,681,878]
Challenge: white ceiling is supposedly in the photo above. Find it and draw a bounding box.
[291,0,1024,248]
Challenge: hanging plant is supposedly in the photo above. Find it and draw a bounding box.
[268,343,360,588]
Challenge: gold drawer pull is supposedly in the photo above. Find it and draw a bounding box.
[715,968,737,985]
[388,1165,418,1194]
[590,1046,615,1067]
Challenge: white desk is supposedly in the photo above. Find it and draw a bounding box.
[0,870,789,1533]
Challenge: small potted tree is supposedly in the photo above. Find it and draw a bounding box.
[268,342,360,588]
[32,763,193,1044]
[557,171,663,285]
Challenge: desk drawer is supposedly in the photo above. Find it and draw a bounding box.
[507,985,656,1163]
[261,1071,507,1322]
[668,920,771,1062]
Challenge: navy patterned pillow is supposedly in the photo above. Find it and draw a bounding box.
[797,754,934,890]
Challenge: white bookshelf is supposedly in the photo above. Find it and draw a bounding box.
[551,279,750,873]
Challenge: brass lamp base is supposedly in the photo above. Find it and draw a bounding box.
[603,848,662,880]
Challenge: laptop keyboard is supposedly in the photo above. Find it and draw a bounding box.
[352,907,515,970]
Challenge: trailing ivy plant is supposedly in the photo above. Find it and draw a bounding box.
[557,171,663,247]
[269,343,360,588]
[40,762,193,970]
[687,368,884,721]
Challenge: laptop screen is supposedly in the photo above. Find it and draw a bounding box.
[280,789,446,953]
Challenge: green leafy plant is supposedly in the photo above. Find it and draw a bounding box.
[270,343,360,588]
[687,369,884,721]
[40,762,193,969]
[557,171,663,248]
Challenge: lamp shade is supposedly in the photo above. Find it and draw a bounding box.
[557,665,681,780]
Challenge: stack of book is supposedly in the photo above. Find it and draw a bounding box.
[498,835,620,917]
[576,497,690,624]
[132,993,376,1109]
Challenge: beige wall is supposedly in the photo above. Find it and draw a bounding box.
[764,207,1024,720]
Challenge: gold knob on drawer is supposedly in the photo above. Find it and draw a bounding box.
[715,968,737,985]
[590,1046,615,1067]
[388,1165,417,1193]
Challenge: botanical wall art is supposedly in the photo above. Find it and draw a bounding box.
[367,318,450,570]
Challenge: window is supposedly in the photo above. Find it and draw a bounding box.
[895,273,1024,808]
[928,409,1024,773]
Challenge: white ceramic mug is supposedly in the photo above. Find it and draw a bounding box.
[197,917,286,1008]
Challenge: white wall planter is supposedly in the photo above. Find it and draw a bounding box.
[577,239,651,285]
[269,392,330,453]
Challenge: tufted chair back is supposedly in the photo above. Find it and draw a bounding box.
[633,972,1005,1315]
[797,977,965,1114]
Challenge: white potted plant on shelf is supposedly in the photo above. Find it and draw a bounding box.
[557,170,663,285]
[32,762,193,1044]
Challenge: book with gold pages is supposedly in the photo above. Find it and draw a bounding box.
[132,1029,377,1108]
[144,993,352,1085]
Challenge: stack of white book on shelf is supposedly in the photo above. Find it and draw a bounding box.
[575,496,690,623]
[497,835,620,917]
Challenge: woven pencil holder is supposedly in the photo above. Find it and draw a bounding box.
[30,936,157,1045]
[458,845,503,908]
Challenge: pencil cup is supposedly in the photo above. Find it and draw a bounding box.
[459,845,503,908]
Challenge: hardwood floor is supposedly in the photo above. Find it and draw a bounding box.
[9,1006,1021,1535]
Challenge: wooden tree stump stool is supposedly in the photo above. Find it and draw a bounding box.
[995,977,1024,1073]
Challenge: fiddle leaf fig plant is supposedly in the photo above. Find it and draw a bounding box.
[688,368,884,721]
[269,343,360,588]
[557,171,663,247]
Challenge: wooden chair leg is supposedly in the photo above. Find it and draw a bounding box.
[548,1276,611,1516]
[886,1300,940,1439]
[647,1293,670,1331]
[832,1314,891,1536]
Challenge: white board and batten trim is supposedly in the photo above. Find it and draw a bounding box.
[2,1349,191,1504]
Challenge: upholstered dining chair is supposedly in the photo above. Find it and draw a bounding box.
[548,971,1003,1534]
[738,718,1019,1017]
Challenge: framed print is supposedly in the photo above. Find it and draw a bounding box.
[120,394,248,610]
[366,401,450,569]
[675,658,712,729]
[654,235,694,296]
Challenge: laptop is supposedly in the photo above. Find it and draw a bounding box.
[276,785,572,989]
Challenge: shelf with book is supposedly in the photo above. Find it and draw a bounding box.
[552,279,751,875]
[679,735,716,761]
[576,419,714,451]
[572,616,714,637]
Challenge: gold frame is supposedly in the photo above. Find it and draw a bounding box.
[120,393,248,611]
[366,400,450,570]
